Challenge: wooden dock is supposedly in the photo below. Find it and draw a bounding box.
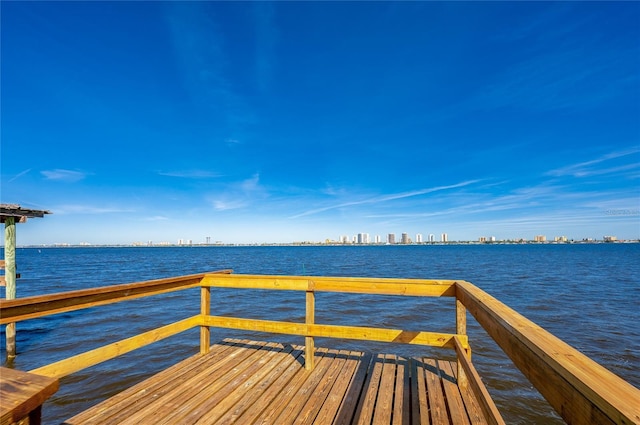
[64,338,486,425]
[2,272,639,424]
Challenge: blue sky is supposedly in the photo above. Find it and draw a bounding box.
[1,1,639,244]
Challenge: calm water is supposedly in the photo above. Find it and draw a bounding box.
[1,244,639,424]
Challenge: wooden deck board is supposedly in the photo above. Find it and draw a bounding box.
[439,361,471,425]
[65,341,241,425]
[353,352,385,424]
[414,358,430,424]
[313,350,366,425]
[372,354,396,424]
[116,341,265,425]
[392,356,410,425]
[64,338,491,425]
[425,358,448,424]
[214,344,306,425]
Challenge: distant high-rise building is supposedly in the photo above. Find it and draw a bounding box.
[441,233,448,242]
[416,233,423,243]
[206,236,211,245]
[429,234,435,243]
[401,233,409,244]
[479,236,487,242]
[534,235,546,242]
[388,233,396,244]
[490,236,496,242]
[375,235,381,243]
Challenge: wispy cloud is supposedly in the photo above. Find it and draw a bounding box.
[158,170,223,179]
[363,176,639,238]
[211,199,250,211]
[290,180,480,219]
[8,168,32,183]
[54,204,134,215]
[209,173,265,211]
[41,169,88,182]
[365,184,561,220]
[142,215,170,221]
[545,148,640,178]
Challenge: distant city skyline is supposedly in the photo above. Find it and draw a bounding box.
[16,233,634,248]
[342,230,623,244]
[2,2,639,246]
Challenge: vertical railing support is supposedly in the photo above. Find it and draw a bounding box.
[305,281,315,370]
[5,217,17,360]
[456,296,469,387]
[200,285,211,354]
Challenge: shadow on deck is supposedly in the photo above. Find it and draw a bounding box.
[63,338,488,425]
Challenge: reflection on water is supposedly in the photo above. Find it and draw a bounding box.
[1,244,638,424]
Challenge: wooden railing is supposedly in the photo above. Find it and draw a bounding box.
[455,281,640,425]
[1,273,639,425]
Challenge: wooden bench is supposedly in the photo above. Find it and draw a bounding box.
[0,367,59,425]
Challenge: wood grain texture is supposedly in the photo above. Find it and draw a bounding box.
[201,314,466,349]
[456,280,640,425]
[0,270,231,324]
[201,274,457,297]
[0,368,58,425]
[29,316,201,378]
[63,338,486,425]
[453,337,503,425]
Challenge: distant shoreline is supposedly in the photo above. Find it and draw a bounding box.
[12,240,640,249]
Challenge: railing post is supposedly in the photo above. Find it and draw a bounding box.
[456,297,469,387]
[5,217,17,361]
[305,281,315,370]
[200,285,211,354]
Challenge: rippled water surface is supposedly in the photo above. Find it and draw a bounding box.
[1,244,639,424]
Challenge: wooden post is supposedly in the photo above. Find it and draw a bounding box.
[5,217,17,360]
[200,286,211,354]
[305,281,315,370]
[456,297,468,387]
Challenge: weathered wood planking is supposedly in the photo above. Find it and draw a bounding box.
[4,217,17,358]
[0,260,19,287]
[64,338,486,424]
[6,271,636,424]
[456,280,640,425]
[0,367,58,425]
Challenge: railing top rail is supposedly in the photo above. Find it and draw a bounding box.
[0,270,232,324]
[201,273,460,297]
[455,280,640,425]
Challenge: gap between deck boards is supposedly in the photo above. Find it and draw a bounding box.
[63,338,489,425]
